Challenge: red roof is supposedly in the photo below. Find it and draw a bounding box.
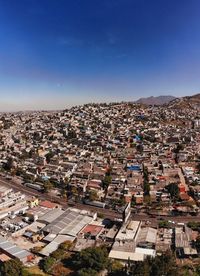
[39,200,58,209]
[87,180,102,189]
[180,193,190,201]
[81,224,104,236]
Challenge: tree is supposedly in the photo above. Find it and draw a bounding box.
[50,248,65,260]
[30,246,43,254]
[108,260,125,276]
[0,258,23,276]
[102,175,112,190]
[143,166,150,196]
[131,259,150,276]
[143,181,150,196]
[150,251,177,276]
[196,162,200,174]
[39,256,56,273]
[129,251,177,276]
[158,220,170,228]
[71,186,78,196]
[166,183,179,201]
[45,151,54,163]
[143,166,149,181]
[173,143,184,154]
[3,157,14,171]
[136,143,143,153]
[58,241,73,251]
[43,180,53,193]
[74,246,109,273]
[51,263,71,276]
[194,235,200,252]
[187,221,200,231]
[88,190,98,201]
[78,268,98,276]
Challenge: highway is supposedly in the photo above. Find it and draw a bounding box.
[0,176,200,224]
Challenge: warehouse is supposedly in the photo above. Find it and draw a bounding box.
[42,208,95,237]
[38,208,65,224]
[0,236,33,263]
[40,234,75,256]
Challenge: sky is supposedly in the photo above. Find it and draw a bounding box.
[0,0,200,111]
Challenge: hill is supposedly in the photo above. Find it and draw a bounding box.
[167,93,200,110]
[135,95,176,105]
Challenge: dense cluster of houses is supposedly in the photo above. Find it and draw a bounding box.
[0,102,199,265]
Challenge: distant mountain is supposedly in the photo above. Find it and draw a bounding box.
[135,95,176,105]
[167,93,200,110]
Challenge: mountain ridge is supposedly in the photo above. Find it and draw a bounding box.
[135,95,176,105]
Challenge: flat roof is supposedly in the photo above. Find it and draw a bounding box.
[115,220,141,241]
[0,236,31,261]
[135,247,156,257]
[109,250,144,261]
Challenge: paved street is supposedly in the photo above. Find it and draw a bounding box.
[0,176,199,224]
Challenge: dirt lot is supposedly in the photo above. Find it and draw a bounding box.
[8,235,45,251]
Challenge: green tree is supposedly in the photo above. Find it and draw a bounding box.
[158,220,170,228]
[78,268,98,276]
[102,175,112,190]
[196,162,200,174]
[74,246,109,273]
[143,167,149,182]
[194,235,200,252]
[173,143,184,154]
[143,166,150,196]
[43,180,53,192]
[131,259,150,276]
[150,251,177,276]
[0,258,23,276]
[58,241,73,251]
[39,256,56,273]
[129,251,178,276]
[187,221,200,231]
[166,183,179,201]
[108,260,126,276]
[4,157,14,171]
[143,181,150,196]
[50,248,65,260]
[45,151,54,163]
[88,190,98,201]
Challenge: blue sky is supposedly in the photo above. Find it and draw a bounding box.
[0,0,200,110]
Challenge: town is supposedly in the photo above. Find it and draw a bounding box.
[0,96,199,275]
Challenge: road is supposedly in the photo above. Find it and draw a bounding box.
[0,177,122,220]
[0,176,199,224]
[178,168,189,191]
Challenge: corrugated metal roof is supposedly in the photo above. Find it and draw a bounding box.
[137,227,157,244]
[0,236,31,261]
[38,208,65,224]
[40,235,75,256]
[43,209,93,236]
